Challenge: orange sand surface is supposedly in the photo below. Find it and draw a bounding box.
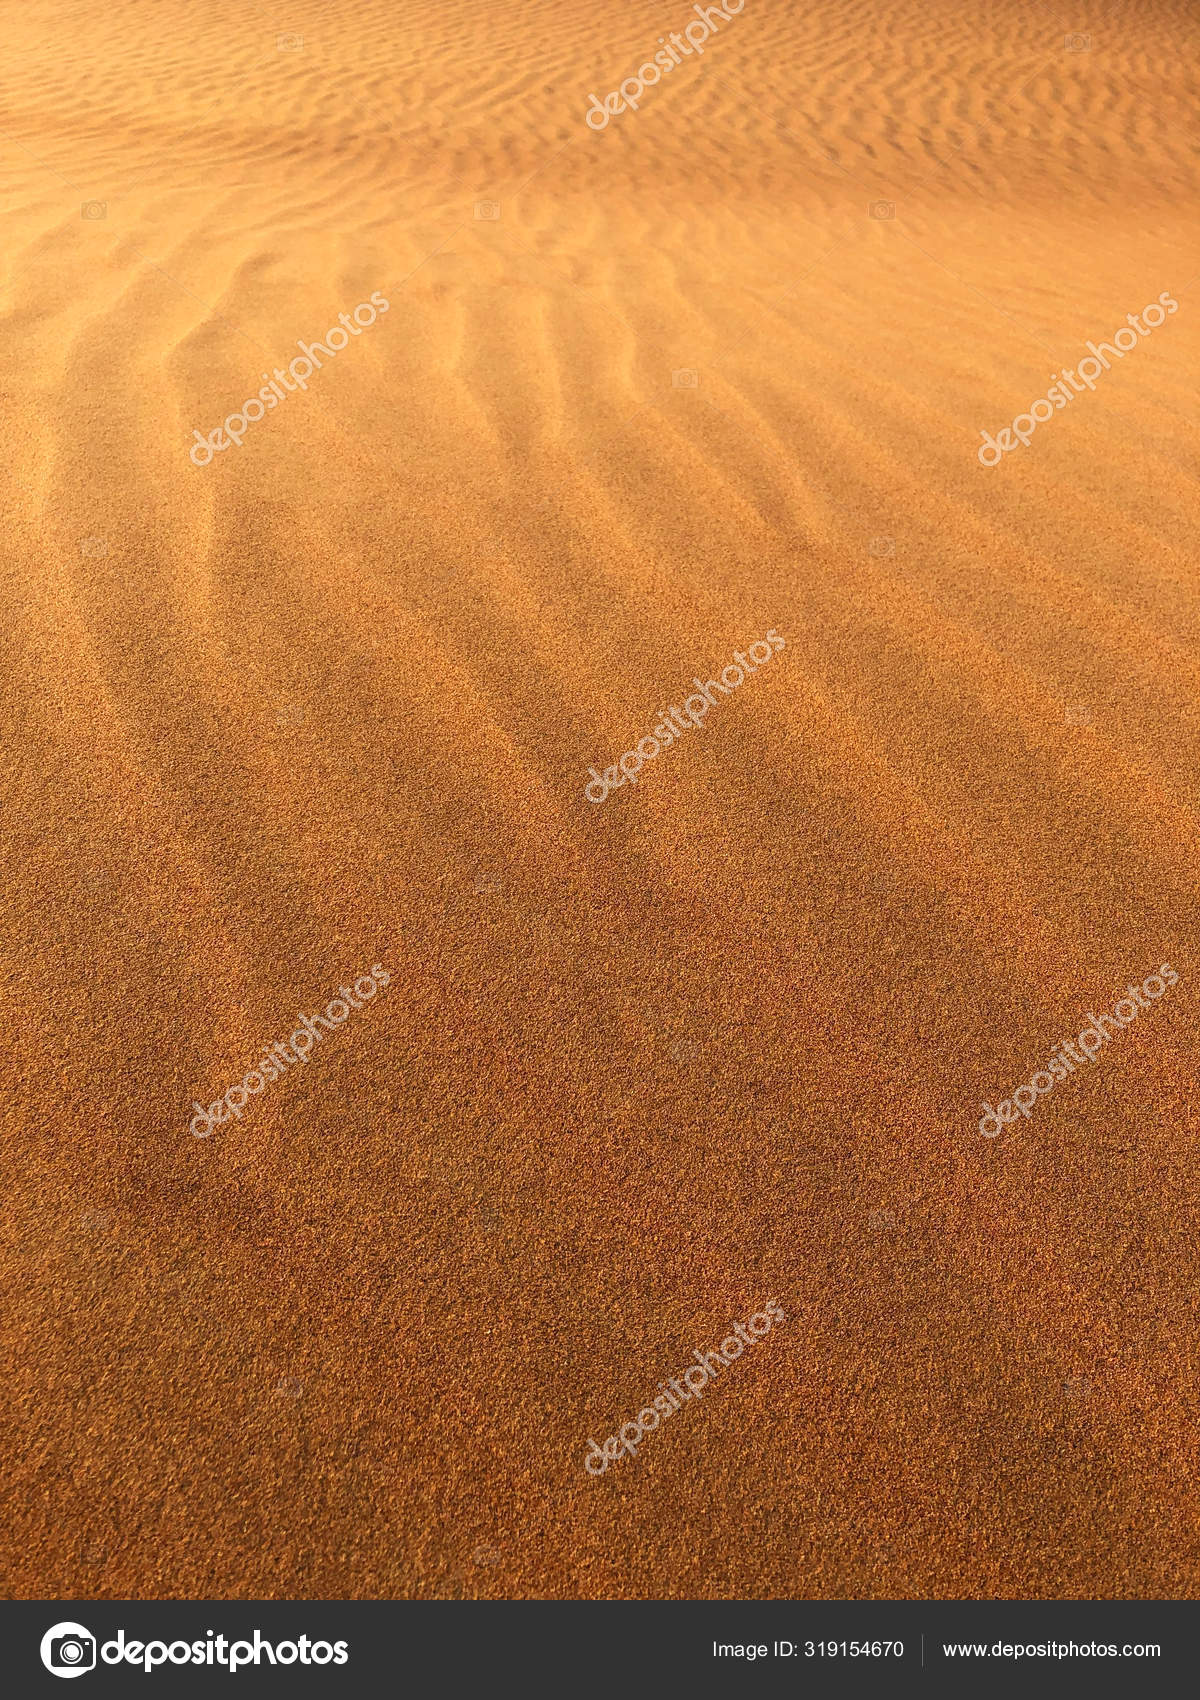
[2,0,1198,1599]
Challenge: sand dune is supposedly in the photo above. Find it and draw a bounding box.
[2,0,1198,1601]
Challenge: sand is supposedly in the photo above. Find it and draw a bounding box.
[2,0,1198,1600]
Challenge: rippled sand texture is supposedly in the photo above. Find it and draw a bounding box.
[2,0,1198,1600]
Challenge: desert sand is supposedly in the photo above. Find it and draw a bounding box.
[2,0,1198,1599]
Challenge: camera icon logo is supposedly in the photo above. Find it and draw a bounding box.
[277,32,304,51]
[474,200,501,220]
[868,535,895,557]
[80,201,106,220]
[671,368,698,388]
[1064,33,1091,52]
[40,1622,96,1678]
[868,201,895,220]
